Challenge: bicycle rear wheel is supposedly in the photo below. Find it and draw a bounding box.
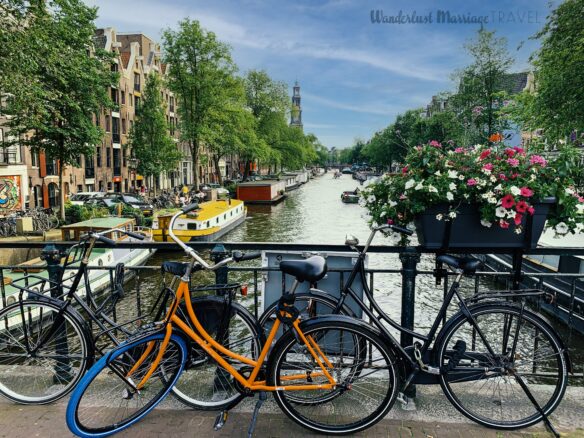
[0,300,91,404]
[268,316,399,435]
[67,331,187,438]
[438,304,568,429]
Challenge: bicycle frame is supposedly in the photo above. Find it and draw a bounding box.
[131,265,338,393]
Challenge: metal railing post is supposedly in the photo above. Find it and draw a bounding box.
[210,244,229,288]
[399,247,420,347]
[40,244,71,381]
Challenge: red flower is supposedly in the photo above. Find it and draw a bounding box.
[514,213,523,226]
[401,166,408,174]
[504,148,516,157]
[501,194,515,209]
[499,220,510,229]
[527,206,535,216]
[387,219,394,225]
[520,187,533,197]
[516,201,528,213]
[479,149,491,160]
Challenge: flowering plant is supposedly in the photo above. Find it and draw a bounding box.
[361,140,584,239]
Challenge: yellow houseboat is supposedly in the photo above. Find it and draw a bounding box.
[151,199,246,242]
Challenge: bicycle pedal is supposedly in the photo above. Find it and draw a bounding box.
[397,392,408,405]
[213,410,228,431]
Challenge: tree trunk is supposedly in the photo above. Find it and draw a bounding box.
[191,139,199,190]
[243,159,250,181]
[213,155,223,185]
[58,160,65,221]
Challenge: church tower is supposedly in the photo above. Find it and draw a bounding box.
[290,81,303,130]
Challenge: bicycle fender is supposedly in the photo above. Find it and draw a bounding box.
[432,301,572,373]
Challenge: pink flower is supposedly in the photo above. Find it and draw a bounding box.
[399,194,407,200]
[499,173,508,181]
[482,163,493,171]
[511,172,519,179]
[479,150,491,160]
[467,178,477,186]
[516,201,528,213]
[527,206,535,216]
[501,194,515,209]
[429,140,442,148]
[520,187,533,197]
[514,147,525,154]
[507,158,520,167]
[514,213,524,226]
[454,147,465,153]
[505,148,516,157]
[578,197,584,203]
[401,166,408,174]
[530,155,547,167]
[499,220,510,229]
[387,219,394,225]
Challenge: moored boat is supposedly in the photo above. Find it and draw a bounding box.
[152,199,246,242]
[236,180,287,204]
[341,189,360,204]
[1,217,155,309]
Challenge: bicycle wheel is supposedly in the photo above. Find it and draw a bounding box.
[268,316,399,435]
[438,304,568,429]
[0,300,91,404]
[67,331,187,438]
[259,292,353,339]
[170,296,263,410]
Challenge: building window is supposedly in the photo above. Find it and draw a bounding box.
[134,73,140,92]
[95,114,100,127]
[106,147,111,167]
[112,117,120,143]
[122,118,127,135]
[169,96,174,113]
[105,115,110,132]
[31,150,39,167]
[121,91,125,105]
[111,88,119,106]
[134,96,140,109]
[48,183,59,208]
[96,146,102,167]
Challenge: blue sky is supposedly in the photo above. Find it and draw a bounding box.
[84,0,558,149]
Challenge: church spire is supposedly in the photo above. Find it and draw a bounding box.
[290,81,303,130]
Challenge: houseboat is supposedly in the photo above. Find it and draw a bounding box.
[478,229,584,334]
[1,217,154,309]
[152,199,246,242]
[282,173,300,191]
[236,180,287,204]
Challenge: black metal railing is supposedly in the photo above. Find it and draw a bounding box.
[0,150,18,165]
[1,241,583,379]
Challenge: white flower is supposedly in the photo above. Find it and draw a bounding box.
[488,197,497,204]
[478,179,487,188]
[530,174,537,181]
[380,210,387,217]
[514,227,523,235]
[576,204,584,215]
[458,174,465,181]
[565,188,575,195]
[415,183,424,190]
[480,220,492,228]
[555,222,569,235]
[446,192,454,201]
[510,186,521,196]
[434,170,442,176]
[428,185,438,193]
[449,211,457,219]
[389,200,397,207]
[490,175,497,183]
[449,182,456,191]
[506,210,516,219]
[482,168,492,175]
[436,214,443,221]
[496,206,507,218]
[464,193,469,199]
[405,179,416,190]
[448,170,458,179]
[367,195,376,203]
[494,184,503,192]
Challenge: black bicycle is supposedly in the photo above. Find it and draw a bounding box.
[259,224,569,436]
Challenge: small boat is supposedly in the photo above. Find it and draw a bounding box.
[341,167,353,175]
[0,217,155,309]
[152,199,246,242]
[341,189,360,204]
[237,180,287,204]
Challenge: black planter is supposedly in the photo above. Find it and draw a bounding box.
[414,197,556,249]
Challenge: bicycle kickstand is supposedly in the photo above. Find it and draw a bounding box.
[247,391,268,438]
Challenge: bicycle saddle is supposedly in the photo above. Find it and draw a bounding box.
[437,255,482,274]
[280,256,327,283]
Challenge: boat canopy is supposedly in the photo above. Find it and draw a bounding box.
[61,217,136,241]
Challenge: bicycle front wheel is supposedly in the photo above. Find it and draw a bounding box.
[67,331,187,438]
[438,304,568,429]
[268,316,399,435]
[0,300,91,404]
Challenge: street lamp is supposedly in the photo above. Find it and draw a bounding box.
[128,156,139,193]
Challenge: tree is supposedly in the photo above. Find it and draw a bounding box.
[163,19,237,190]
[450,29,513,144]
[508,0,584,143]
[2,0,116,219]
[128,73,181,194]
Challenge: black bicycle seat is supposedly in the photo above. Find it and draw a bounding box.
[437,255,482,274]
[280,256,327,283]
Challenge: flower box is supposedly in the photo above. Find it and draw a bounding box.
[414,197,556,249]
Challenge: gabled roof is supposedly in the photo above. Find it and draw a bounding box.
[120,52,131,70]
[497,72,529,95]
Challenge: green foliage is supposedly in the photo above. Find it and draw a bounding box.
[163,18,237,188]
[1,0,116,218]
[508,0,584,143]
[129,73,181,181]
[362,142,584,240]
[109,204,145,226]
[244,70,289,118]
[64,202,108,224]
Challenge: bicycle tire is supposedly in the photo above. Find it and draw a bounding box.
[437,303,568,429]
[268,315,399,435]
[170,295,263,410]
[67,331,187,438]
[0,300,91,404]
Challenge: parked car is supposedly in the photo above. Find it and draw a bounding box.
[69,192,104,206]
[201,183,230,197]
[84,198,122,209]
[341,167,353,174]
[103,193,154,216]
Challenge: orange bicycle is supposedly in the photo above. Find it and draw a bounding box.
[66,204,400,437]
